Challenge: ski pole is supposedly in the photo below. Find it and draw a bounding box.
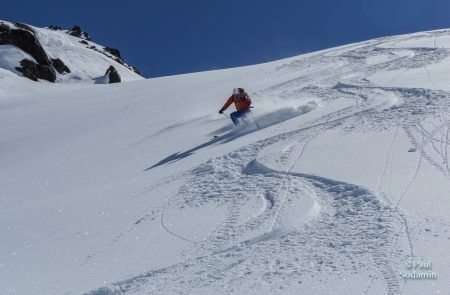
[221,113,230,118]
[250,111,261,129]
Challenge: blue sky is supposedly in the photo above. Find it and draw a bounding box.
[3,0,450,77]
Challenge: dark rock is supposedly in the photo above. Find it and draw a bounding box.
[105,65,121,83]
[0,24,52,66]
[2,21,142,81]
[114,57,124,65]
[51,58,71,74]
[15,59,38,81]
[0,22,60,82]
[36,64,57,82]
[15,59,56,82]
[14,22,34,32]
[48,25,62,30]
[0,23,10,32]
[69,25,82,37]
[104,47,122,60]
[68,25,91,41]
[75,28,141,77]
[131,66,141,75]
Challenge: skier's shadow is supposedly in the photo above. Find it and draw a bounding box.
[144,125,254,171]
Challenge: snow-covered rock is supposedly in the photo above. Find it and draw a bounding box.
[0,20,142,84]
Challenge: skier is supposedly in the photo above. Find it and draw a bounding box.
[219,88,252,126]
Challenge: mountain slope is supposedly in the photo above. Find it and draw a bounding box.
[2,29,450,295]
[0,20,142,87]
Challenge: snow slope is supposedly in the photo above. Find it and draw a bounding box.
[2,29,450,295]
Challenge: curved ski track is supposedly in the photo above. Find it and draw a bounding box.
[87,100,407,295]
[85,32,450,295]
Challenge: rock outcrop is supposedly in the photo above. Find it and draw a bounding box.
[105,65,121,83]
[104,47,121,60]
[15,59,56,82]
[1,23,52,67]
[51,58,71,74]
[1,20,142,83]
[68,25,91,41]
[0,22,66,82]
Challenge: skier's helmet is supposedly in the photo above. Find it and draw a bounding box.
[232,88,240,96]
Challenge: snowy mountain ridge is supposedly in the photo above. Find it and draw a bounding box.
[2,28,450,295]
[0,20,142,87]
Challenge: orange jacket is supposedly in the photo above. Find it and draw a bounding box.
[221,93,252,112]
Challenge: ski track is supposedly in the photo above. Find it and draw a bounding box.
[446,123,450,174]
[377,126,399,199]
[407,125,449,179]
[85,33,450,295]
[78,173,186,269]
[87,101,406,295]
[420,122,446,163]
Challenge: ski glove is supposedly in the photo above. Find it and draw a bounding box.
[219,109,224,114]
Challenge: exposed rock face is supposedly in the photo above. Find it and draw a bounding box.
[131,66,141,75]
[51,23,142,78]
[15,59,56,82]
[15,59,38,81]
[105,65,121,83]
[0,22,65,82]
[68,25,91,41]
[0,22,52,66]
[1,21,142,82]
[51,58,71,74]
[0,23,9,32]
[104,47,122,60]
[48,25,62,30]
